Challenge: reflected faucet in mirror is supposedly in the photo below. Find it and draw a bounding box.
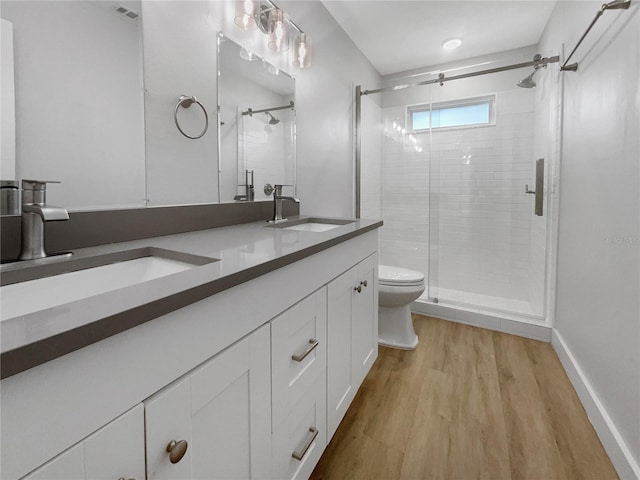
[19,180,70,260]
[234,170,255,201]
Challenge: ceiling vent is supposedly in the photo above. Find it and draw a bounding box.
[116,6,139,20]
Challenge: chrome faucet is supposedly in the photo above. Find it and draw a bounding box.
[19,180,69,260]
[269,184,299,223]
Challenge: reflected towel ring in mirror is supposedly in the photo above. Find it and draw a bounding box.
[174,95,209,139]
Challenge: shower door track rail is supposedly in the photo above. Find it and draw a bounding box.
[359,55,560,96]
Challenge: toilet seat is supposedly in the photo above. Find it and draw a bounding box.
[379,265,424,286]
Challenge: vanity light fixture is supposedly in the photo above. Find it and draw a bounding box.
[442,38,463,50]
[233,0,312,68]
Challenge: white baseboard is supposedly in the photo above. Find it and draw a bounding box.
[411,299,551,342]
[552,330,640,480]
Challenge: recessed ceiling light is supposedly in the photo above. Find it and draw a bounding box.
[442,38,463,50]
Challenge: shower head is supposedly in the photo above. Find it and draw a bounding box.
[517,71,537,88]
[602,0,631,10]
[517,53,547,88]
[265,112,280,125]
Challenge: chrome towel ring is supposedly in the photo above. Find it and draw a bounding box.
[174,95,208,139]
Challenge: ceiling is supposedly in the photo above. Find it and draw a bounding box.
[321,1,557,76]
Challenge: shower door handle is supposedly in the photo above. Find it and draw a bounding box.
[525,159,544,216]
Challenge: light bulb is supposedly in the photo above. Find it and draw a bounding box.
[234,0,258,30]
[293,33,312,68]
[268,9,289,52]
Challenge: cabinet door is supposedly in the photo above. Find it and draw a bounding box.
[21,444,84,480]
[351,254,378,387]
[326,264,358,441]
[271,288,327,480]
[145,324,271,480]
[22,405,145,480]
[84,404,145,480]
[327,254,379,442]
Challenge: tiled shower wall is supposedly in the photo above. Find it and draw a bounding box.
[377,80,547,316]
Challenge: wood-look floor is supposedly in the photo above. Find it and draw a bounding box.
[310,315,618,480]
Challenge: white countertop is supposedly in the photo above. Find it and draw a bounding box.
[0,217,381,368]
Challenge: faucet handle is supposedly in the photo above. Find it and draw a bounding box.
[22,180,62,190]
[22,180,63,205]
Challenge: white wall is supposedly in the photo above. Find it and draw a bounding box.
[278,1,381,217]
[142,1,220,206]
[1,19,16,181]
[540,1,640,477]
[360,94,382,219]
[1,1,146,210]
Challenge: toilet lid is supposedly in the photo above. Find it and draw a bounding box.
[378,265,425,285]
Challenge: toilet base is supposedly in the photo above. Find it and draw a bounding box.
[378,305,419,350]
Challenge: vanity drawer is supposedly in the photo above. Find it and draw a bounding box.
[271,287,327,429]
[271,287,327,480]
[272,388,326,480]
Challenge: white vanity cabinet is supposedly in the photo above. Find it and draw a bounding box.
[271,288,328,480]
[327,253,378,440]
[22,405,145,480]
[144,324,272,480]
[3,227,381,480]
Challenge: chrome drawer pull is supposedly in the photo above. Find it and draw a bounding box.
[292,427,319,461]
[292,339,319,362]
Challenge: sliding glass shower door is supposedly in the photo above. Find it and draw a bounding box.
[425,69,554,319]
[368,57,560,321]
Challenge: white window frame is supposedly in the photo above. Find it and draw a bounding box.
[407,94,496,133]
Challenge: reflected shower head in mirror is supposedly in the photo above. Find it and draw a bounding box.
[517,71,537,88]
[265,112,280,124]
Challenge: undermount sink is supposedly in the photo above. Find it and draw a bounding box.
[284,223,342,232]
[0,247,218,320]
[266,217,355,232]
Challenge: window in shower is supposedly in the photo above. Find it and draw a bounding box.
[408,94,495,132]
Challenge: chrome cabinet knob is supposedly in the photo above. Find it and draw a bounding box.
[360,280,368,287]
[166,439,188,464]
[354,285,362,293]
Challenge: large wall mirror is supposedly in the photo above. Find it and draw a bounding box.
[1,2,296,214]
[1,0,146,211]
[218,34,296,203]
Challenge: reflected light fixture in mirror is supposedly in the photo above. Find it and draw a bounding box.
[268,8,288,52]
[235,0,258,30]
[293,32,311,69]
[240,47,257,61]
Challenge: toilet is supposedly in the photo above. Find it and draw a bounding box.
[378,265,425,350]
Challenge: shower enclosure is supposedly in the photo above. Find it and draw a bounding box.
[357,50,562,323]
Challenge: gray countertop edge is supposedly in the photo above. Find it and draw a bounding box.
[0,220,382,379]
